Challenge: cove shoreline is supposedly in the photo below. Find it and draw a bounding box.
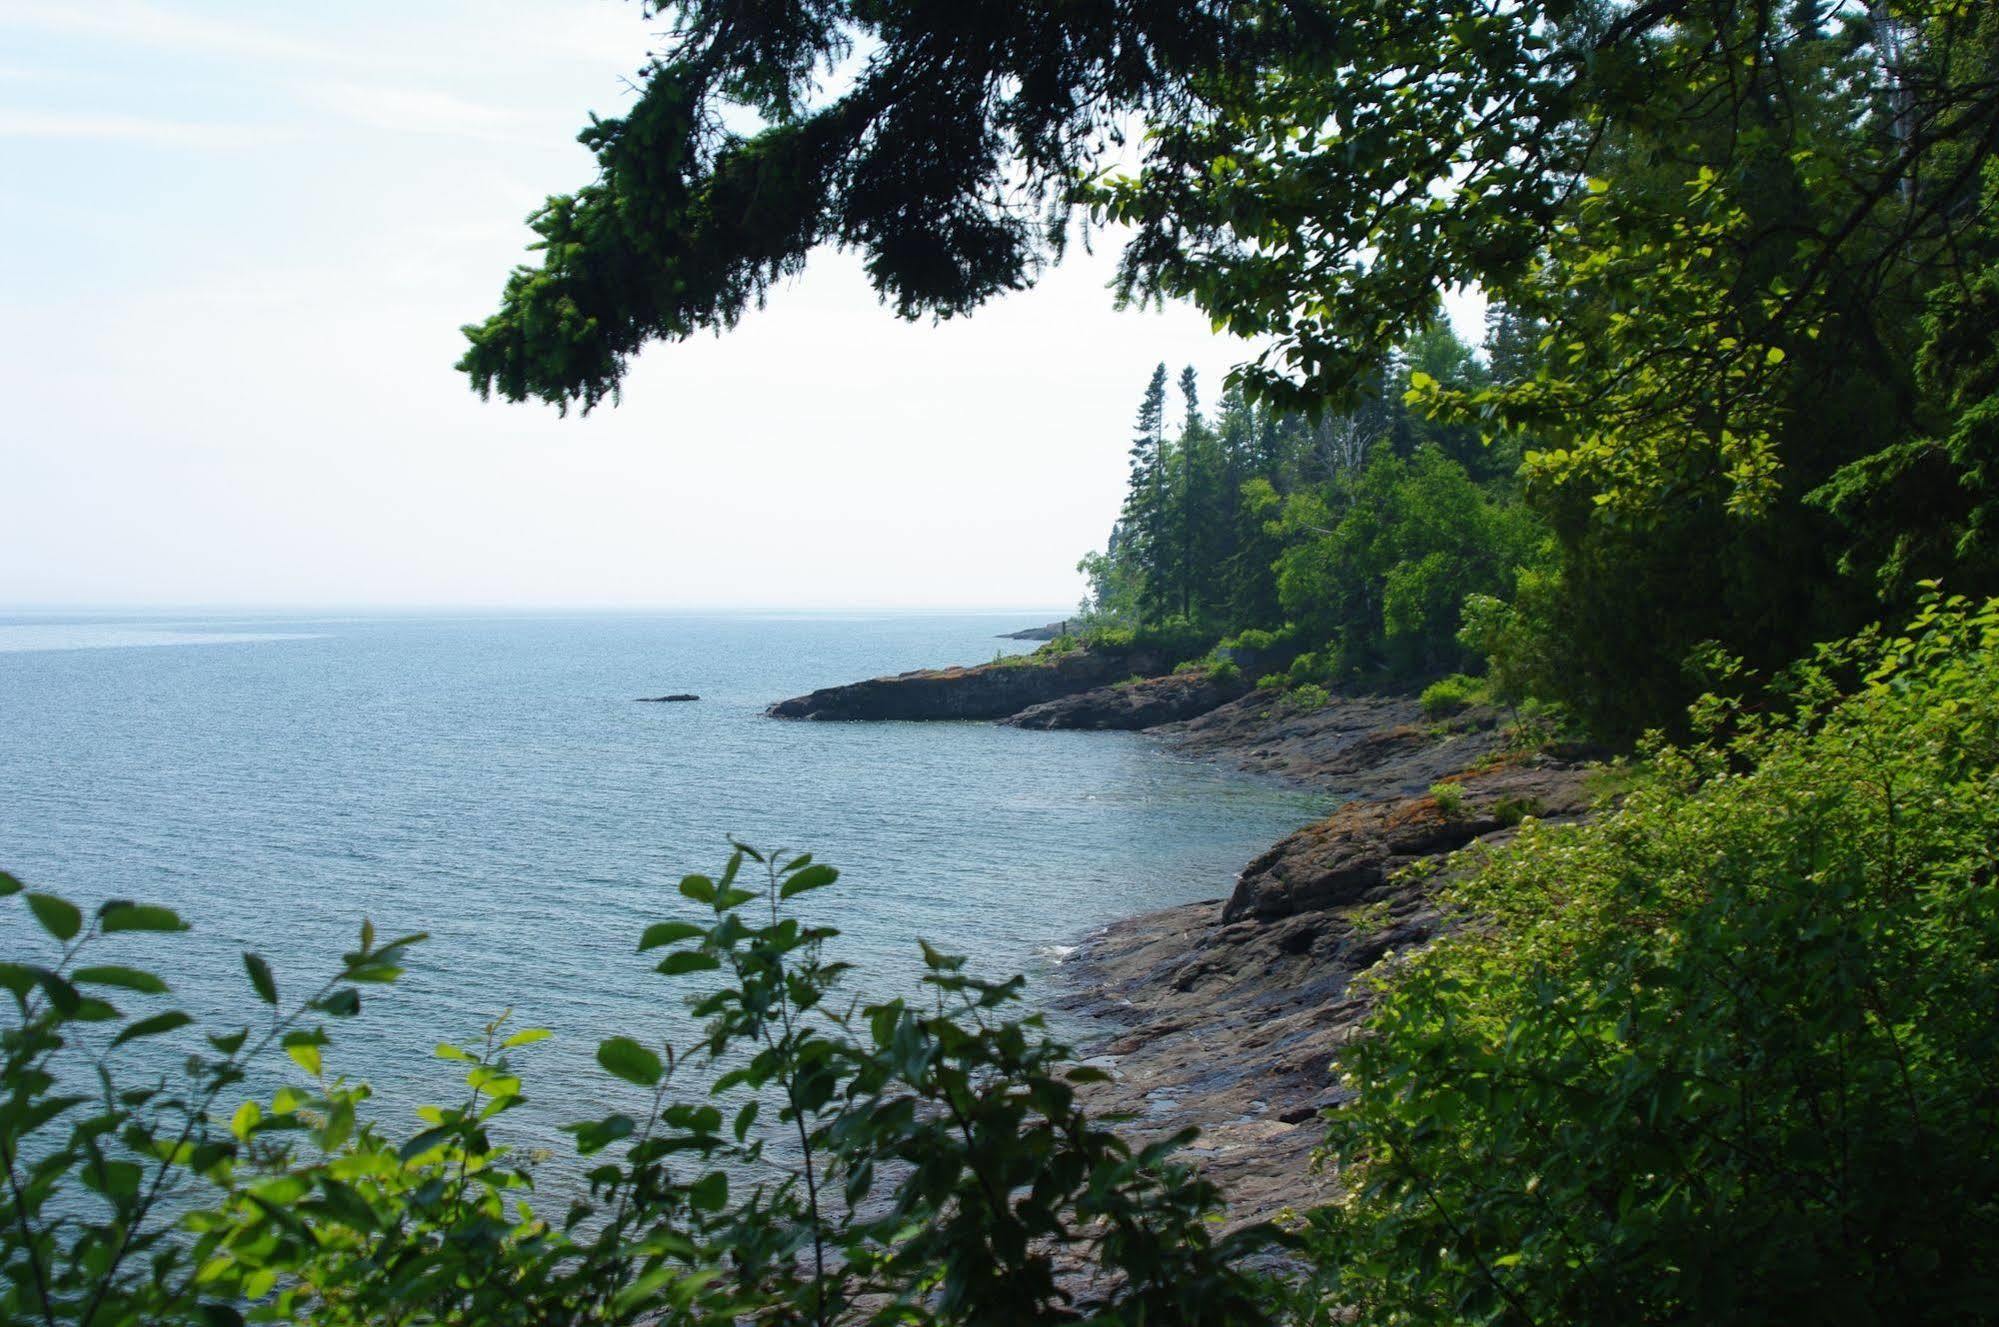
[766,643,1602,1223]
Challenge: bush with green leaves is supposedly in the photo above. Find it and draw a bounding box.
[1285,683,1332,712]
[1304,591,1999,1325]
[1417,674,1485,719]
[1424,781,1466,819]
[1,847,1275,1327]
[1270,447,1545,682]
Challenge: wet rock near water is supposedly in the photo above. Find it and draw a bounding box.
[637,693,700,702]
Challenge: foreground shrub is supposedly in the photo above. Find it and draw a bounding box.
[1,848,1273,1326]
[1307,592,1999,1325]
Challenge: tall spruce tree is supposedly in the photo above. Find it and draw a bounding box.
[1121,364,1171,621]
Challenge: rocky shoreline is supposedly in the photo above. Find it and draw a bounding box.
[1055,746,1594,1226]
[764,644,1168,721]
[767,641,1603,1223]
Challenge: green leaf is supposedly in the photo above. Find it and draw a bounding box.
[313,988,360,1017]
[25,967,81,1016]
[112,1010,193,1048]
[688,1169,728,1212]
[501,1027,552,1048]
[0,869,23,897]
[596,1036,664,1087]
[27,893,82,942]
[398,1123,457,1161]
[99,902,189,933]
[779,864,839,899]
[284,1032,325,1076]
[563,1113,636,1155]
[655,951,721,977]
[231,1101,263,1141]
[918,939,966,972]
[0,963,40,1000]
[73,966,169,995]
[243,953,278,1005]
[638,921,705,951]
[678,874,716,905]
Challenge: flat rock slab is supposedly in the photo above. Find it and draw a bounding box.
[765,646,1161,721]
[1155,691,1507,796]
[1005,670,1250,731]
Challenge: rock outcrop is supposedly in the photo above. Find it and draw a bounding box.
[765,646,1163,721]
[1222,757,1593,922]
[1154,690,1503,792]
[637,693,700,702]
[1005,671,1250,731]
[999,620,1075,641]
[1058,755,1598,1229]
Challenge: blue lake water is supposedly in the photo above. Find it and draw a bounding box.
[0,612,1325,1157]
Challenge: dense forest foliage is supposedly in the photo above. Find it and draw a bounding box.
[1074,322,1543,696]
[9,0,1999,1322]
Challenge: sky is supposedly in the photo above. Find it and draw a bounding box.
[0,1,1477,612]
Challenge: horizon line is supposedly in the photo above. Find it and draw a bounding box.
[0,601,1079,618]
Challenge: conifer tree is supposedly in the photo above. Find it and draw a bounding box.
[1120,364,1171,620]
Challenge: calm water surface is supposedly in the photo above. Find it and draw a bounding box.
[0,613,1324,1156]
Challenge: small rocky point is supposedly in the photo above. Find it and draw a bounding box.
[765,645,1169,722]
[998,619,1075,641]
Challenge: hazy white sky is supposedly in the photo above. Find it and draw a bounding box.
[1,1,1473,611]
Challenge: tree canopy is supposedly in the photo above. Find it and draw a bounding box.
[457,0,1262,413]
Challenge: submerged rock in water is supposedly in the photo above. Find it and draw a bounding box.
[637,693,700,703]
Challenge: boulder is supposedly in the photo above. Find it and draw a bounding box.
[1221,759,1594,923]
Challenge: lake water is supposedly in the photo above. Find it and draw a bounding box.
[0,612,1324,1157]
